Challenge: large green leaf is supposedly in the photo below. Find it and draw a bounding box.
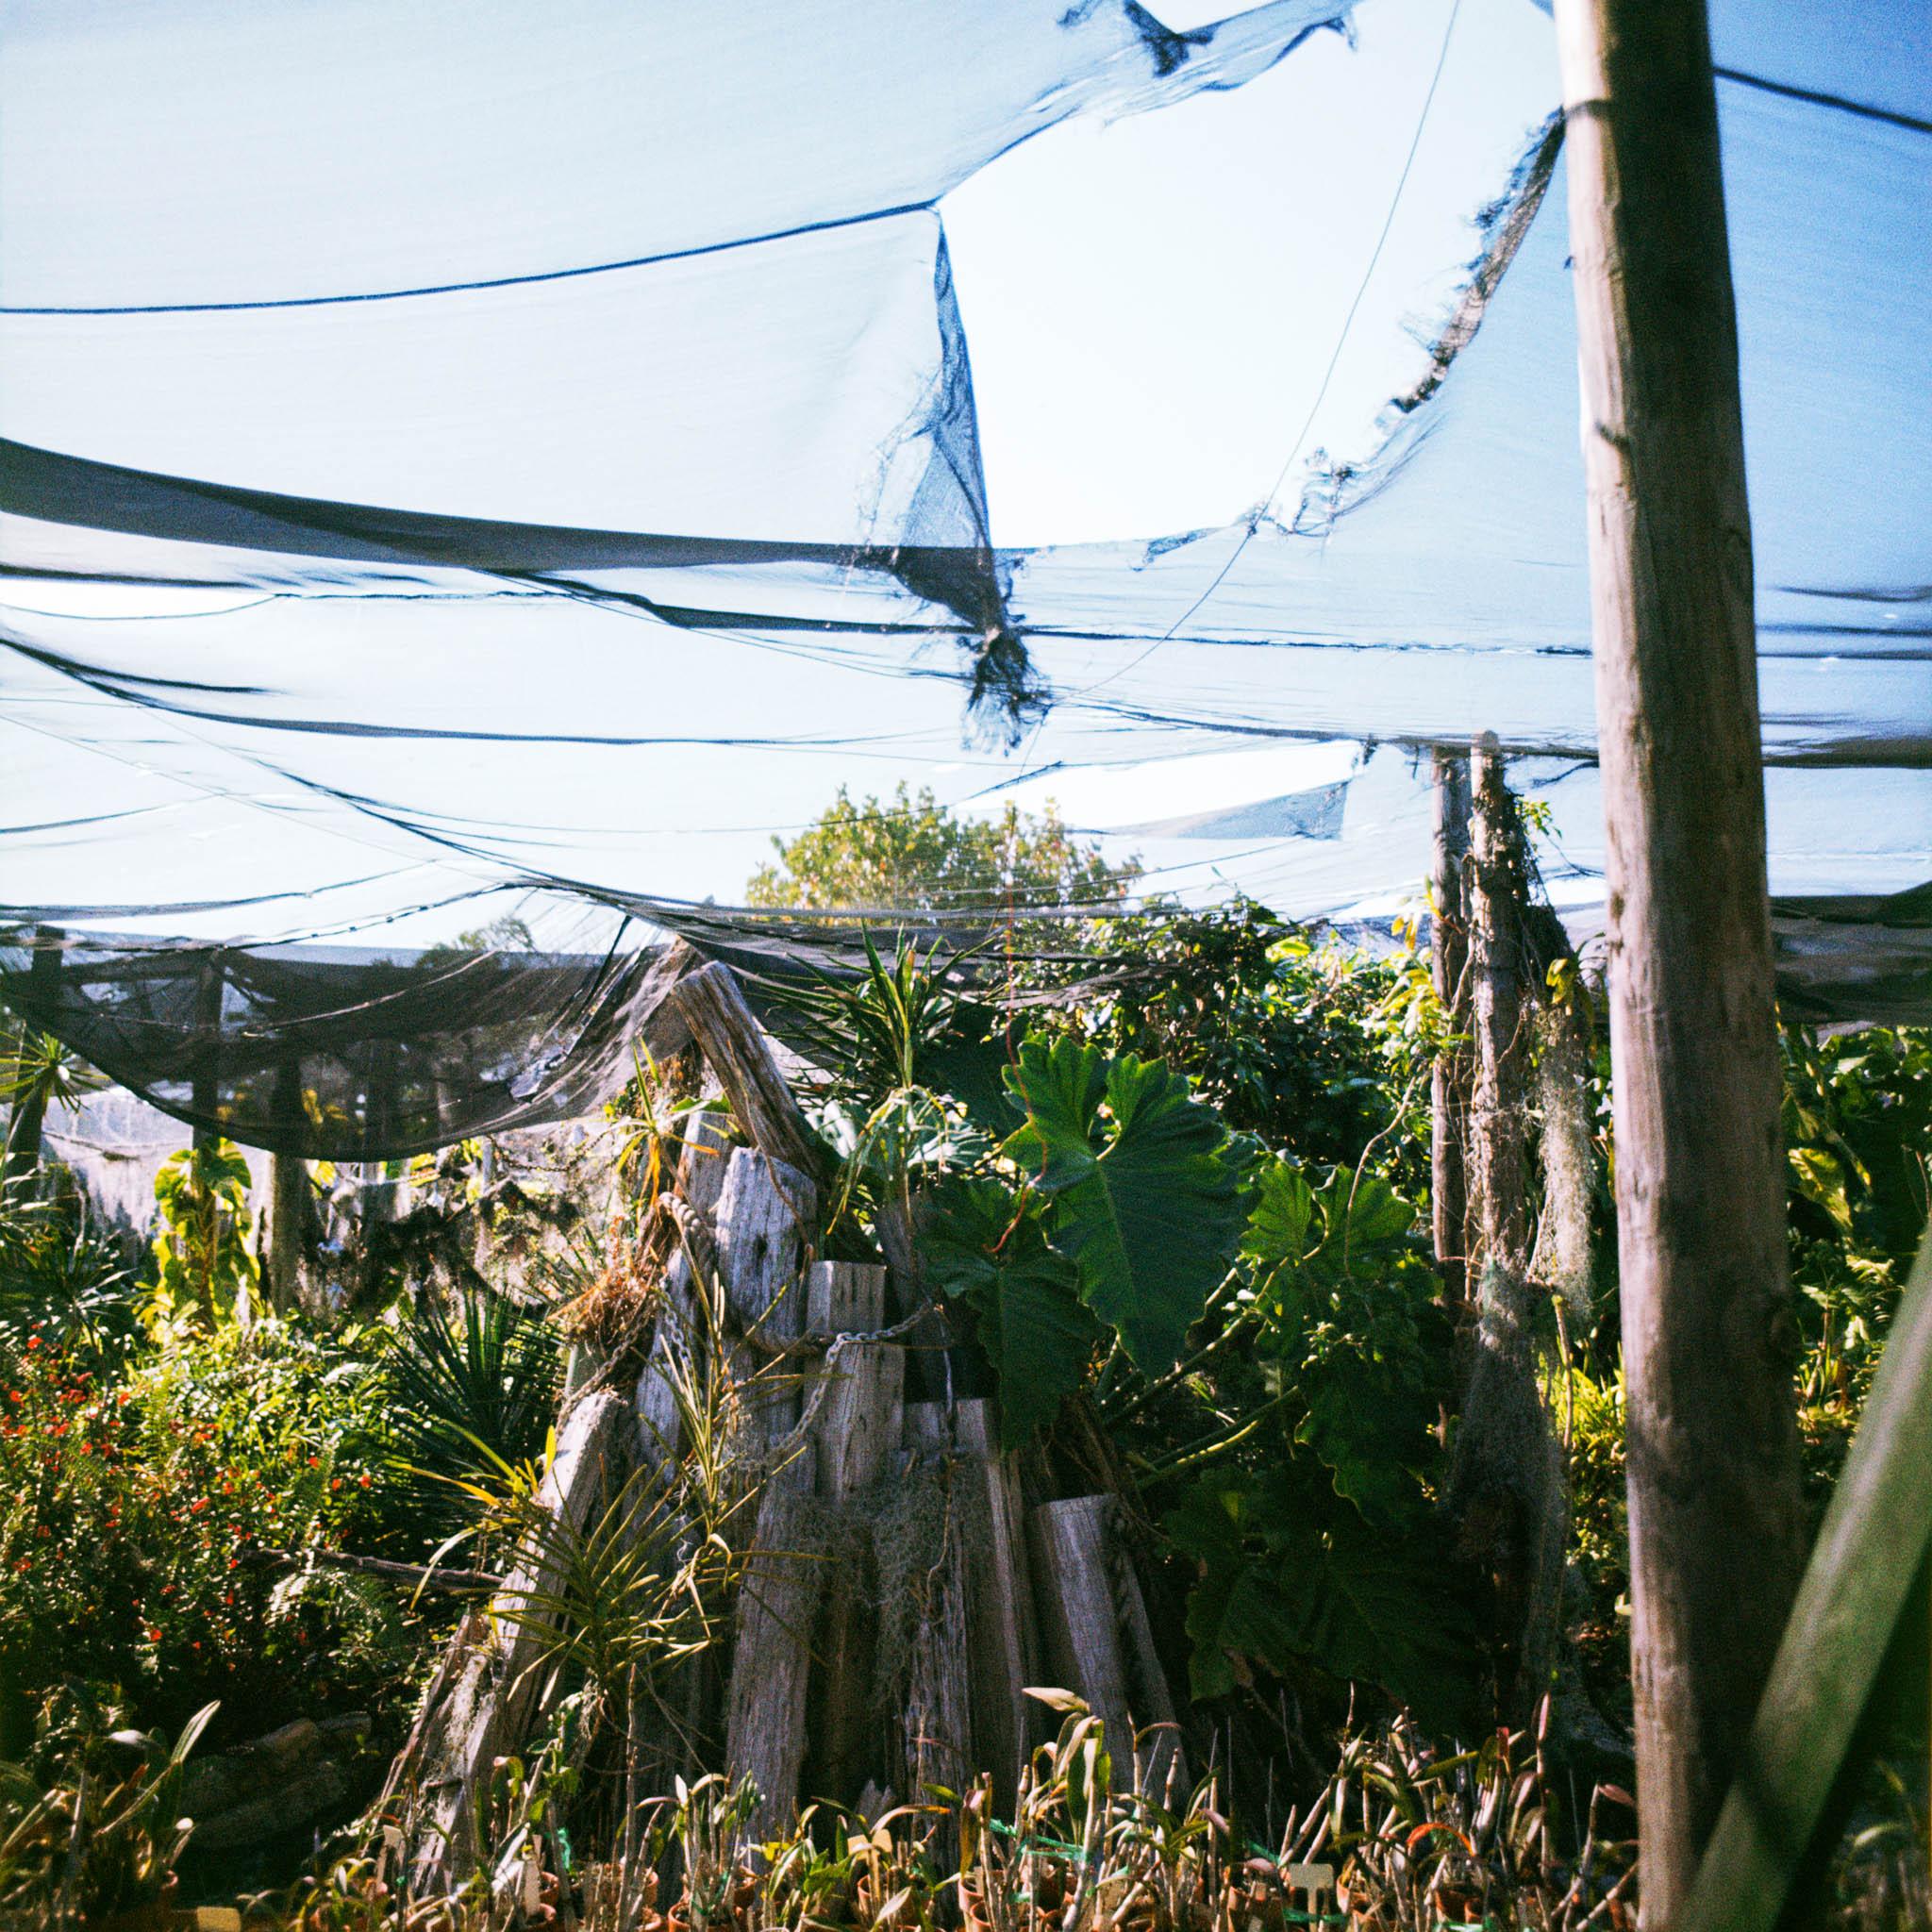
[924,1178,1100,1447]
[1240,1158,1446,1520]
[1167,1474,1484,1733]
[1003,1039,1241,1373]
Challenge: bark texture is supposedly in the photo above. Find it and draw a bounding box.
[1552,0,1805,1913]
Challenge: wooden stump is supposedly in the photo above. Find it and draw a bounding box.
[1028,1496,1181,1795]
[802,1262,900,1803]
[715,1147,817,1448]
[953,1401,1040,1811]
[722,1465,824,1843]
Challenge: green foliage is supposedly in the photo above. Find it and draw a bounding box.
[0,1176,132,1356]
[0,1023,107,1177]
[0,1690,215,1927]
[1003,1037,1242,1373]
[1051,901,1416,1180]
[745,781,1137,914]
[1167,1471,1482,1733]
[149,1141,258,1327]
[1242,1161,1449,1519]
[379,1286,564,1546]
[1145,1156,1473,1726]
[923,1178,1102,1447]
[775,928,969,1108]
[0,1317,408,1755]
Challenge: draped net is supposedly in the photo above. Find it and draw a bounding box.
[2,0,1926,1155]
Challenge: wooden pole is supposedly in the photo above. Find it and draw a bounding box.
[191,950,225,1151]
[1679,1229,1932,1932]
[1551,0,1805,1913]
[1429,750,1473,1305]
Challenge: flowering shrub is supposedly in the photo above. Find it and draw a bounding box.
[0,1317,429,1761]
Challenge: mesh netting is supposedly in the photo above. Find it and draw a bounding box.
[3,0,1927,1149]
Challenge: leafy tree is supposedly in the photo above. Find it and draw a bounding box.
[1049,900,1421,1182]
[746,783,1137,914]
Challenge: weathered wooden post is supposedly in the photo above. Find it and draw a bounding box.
[1551,0,1805,1912]
[263,1060,312,1313]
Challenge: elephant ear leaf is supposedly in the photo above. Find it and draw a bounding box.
[1003,1039,1241,1374]
[924,1179,1101,1448]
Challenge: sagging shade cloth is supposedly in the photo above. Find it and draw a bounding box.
[1,0,1927,1155]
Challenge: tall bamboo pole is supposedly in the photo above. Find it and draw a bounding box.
[1551,0,1804,1915]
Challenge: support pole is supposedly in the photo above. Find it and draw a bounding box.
[191,950,225,1151]
[1551,0,1804,1914]
[264,1062,311,1314]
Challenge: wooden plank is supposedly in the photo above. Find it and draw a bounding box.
[1551,0,1806,1909]
[1029,1495,1131,1790]
[802,1261,899,1804]
[953,1400,1040,1812]
[806,1263,899,1499]
[1466,735,1529,1283]
[898,1405,973,1845]
[1680,1229,1932,1932]
[722,1467,822,1842]
[668,962,828,1181]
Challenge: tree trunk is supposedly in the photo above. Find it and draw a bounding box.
[1453,739,1567,1717]
[1551,0,1805,1913]
[3,934,63,1184]
[1466,737,1529,1285]
[1430,749,1473,1304]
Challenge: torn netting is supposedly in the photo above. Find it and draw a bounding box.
[1,0,1928,1153]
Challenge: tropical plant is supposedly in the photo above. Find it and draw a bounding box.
[1002,1036,1243,1374]
[0,1692,217,1928]
[923,1178,1101,1447]
[0,1174,132,1354]
[380,1286,565,1547]
[0,1023,106,1180]
[149,1140,259,1327]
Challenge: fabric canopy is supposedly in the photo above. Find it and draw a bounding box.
[1,0,1926,1153]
